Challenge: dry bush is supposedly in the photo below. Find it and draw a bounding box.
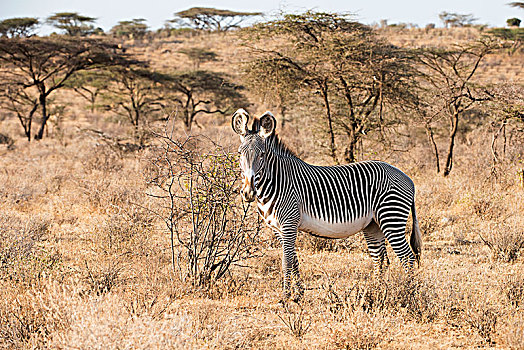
[0,132,14,149]
[0,284,72,348]
[89,212,154,257]
[328,311,383,350]
[0,213,59,286]
[464,298,499,345]
[299,235,339,252]
[322,268,440,323]
[81,211,155,296]
[81,142,124,173]
[0,294,50,348]
[479,222,524,262]
[148,131,261,289]
[123,288,173,320]
[499,311,524,350]
[500,274,524,309]
[186,302,253,348]
[82,259,126,296]
[470,194,506,220]
[80,172,146,211]
[418,212,441,237]
[277,303,311,339]
[49,293,194,349]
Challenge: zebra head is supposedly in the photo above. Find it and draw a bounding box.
[232,109,276,202]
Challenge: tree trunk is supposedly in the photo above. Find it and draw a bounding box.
[35,90,49,140]
[134,108,140,127]
[344,125,358,163]
[443,109,460,177]
[90,91,97,113]
[183,93,194,131]
[320,83,338,164]
[425,124,440,173]
[17,103,38,141]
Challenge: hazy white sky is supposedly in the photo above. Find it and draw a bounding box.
[1,0,520,33]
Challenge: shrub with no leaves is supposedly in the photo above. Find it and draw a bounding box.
[0,213,59,285]
[500,274,524,309]
[464,300,499,345]
[322,268,440,323]
[479,223,524,262]
[148,128,261,289]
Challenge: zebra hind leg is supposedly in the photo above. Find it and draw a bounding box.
[377,219,416,271]
[363,221,389,275]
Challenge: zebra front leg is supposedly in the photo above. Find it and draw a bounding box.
[280,225,304,302]
[363,221,389,275]
[273,229,283,245]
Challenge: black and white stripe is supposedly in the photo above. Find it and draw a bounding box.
[232,109,422,300]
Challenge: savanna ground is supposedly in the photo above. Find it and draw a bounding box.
[1,27,524,349]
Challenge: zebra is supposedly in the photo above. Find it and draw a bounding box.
[232,109,422,301]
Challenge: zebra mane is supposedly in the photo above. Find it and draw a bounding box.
[266,133,298,159]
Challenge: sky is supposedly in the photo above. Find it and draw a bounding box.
[1,0,520,34]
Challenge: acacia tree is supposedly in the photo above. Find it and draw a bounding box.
[483,84,523,165]
[66,70,110,112]
[0,78,39,139]
[178,48,218,69]
[110,18,148,39]
[509,2,524,9]
[168,70,248,130]
[416,39,497,176]
[46,12,97,36]
[173,7,262,32]
[102,67,167,134]
[0,37,130,140]
[243,12,418,163]
[0,17,39,37]
[438,12,477,28]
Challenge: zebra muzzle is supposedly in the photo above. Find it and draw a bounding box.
[242,187,255,202]
[241,177,256,202]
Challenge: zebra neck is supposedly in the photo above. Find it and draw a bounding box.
[264,134,298,159]
[256,137,296,204]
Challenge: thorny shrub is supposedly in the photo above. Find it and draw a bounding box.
[322,268,440,323]
[277,302,311,339]
[464,298,499,345]
[499,311,524,350]
[328,311,384,350]
[479,222,524,262]
[0,284,71,348]
[0,213,60,285]
[147,130,261,289]
[500,274,524,309]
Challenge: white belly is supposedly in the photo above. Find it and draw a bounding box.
[299,212,373,239]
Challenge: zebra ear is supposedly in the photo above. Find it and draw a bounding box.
[259,111,276,138]
[231,109,250,136]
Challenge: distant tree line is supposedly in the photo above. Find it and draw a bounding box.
[0,8,522,176]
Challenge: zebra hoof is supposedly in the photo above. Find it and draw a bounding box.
[279,291,292,304]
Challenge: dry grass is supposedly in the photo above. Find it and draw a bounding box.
[0,28,523,349]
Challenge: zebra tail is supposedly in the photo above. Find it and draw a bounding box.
[410,201,422,267]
